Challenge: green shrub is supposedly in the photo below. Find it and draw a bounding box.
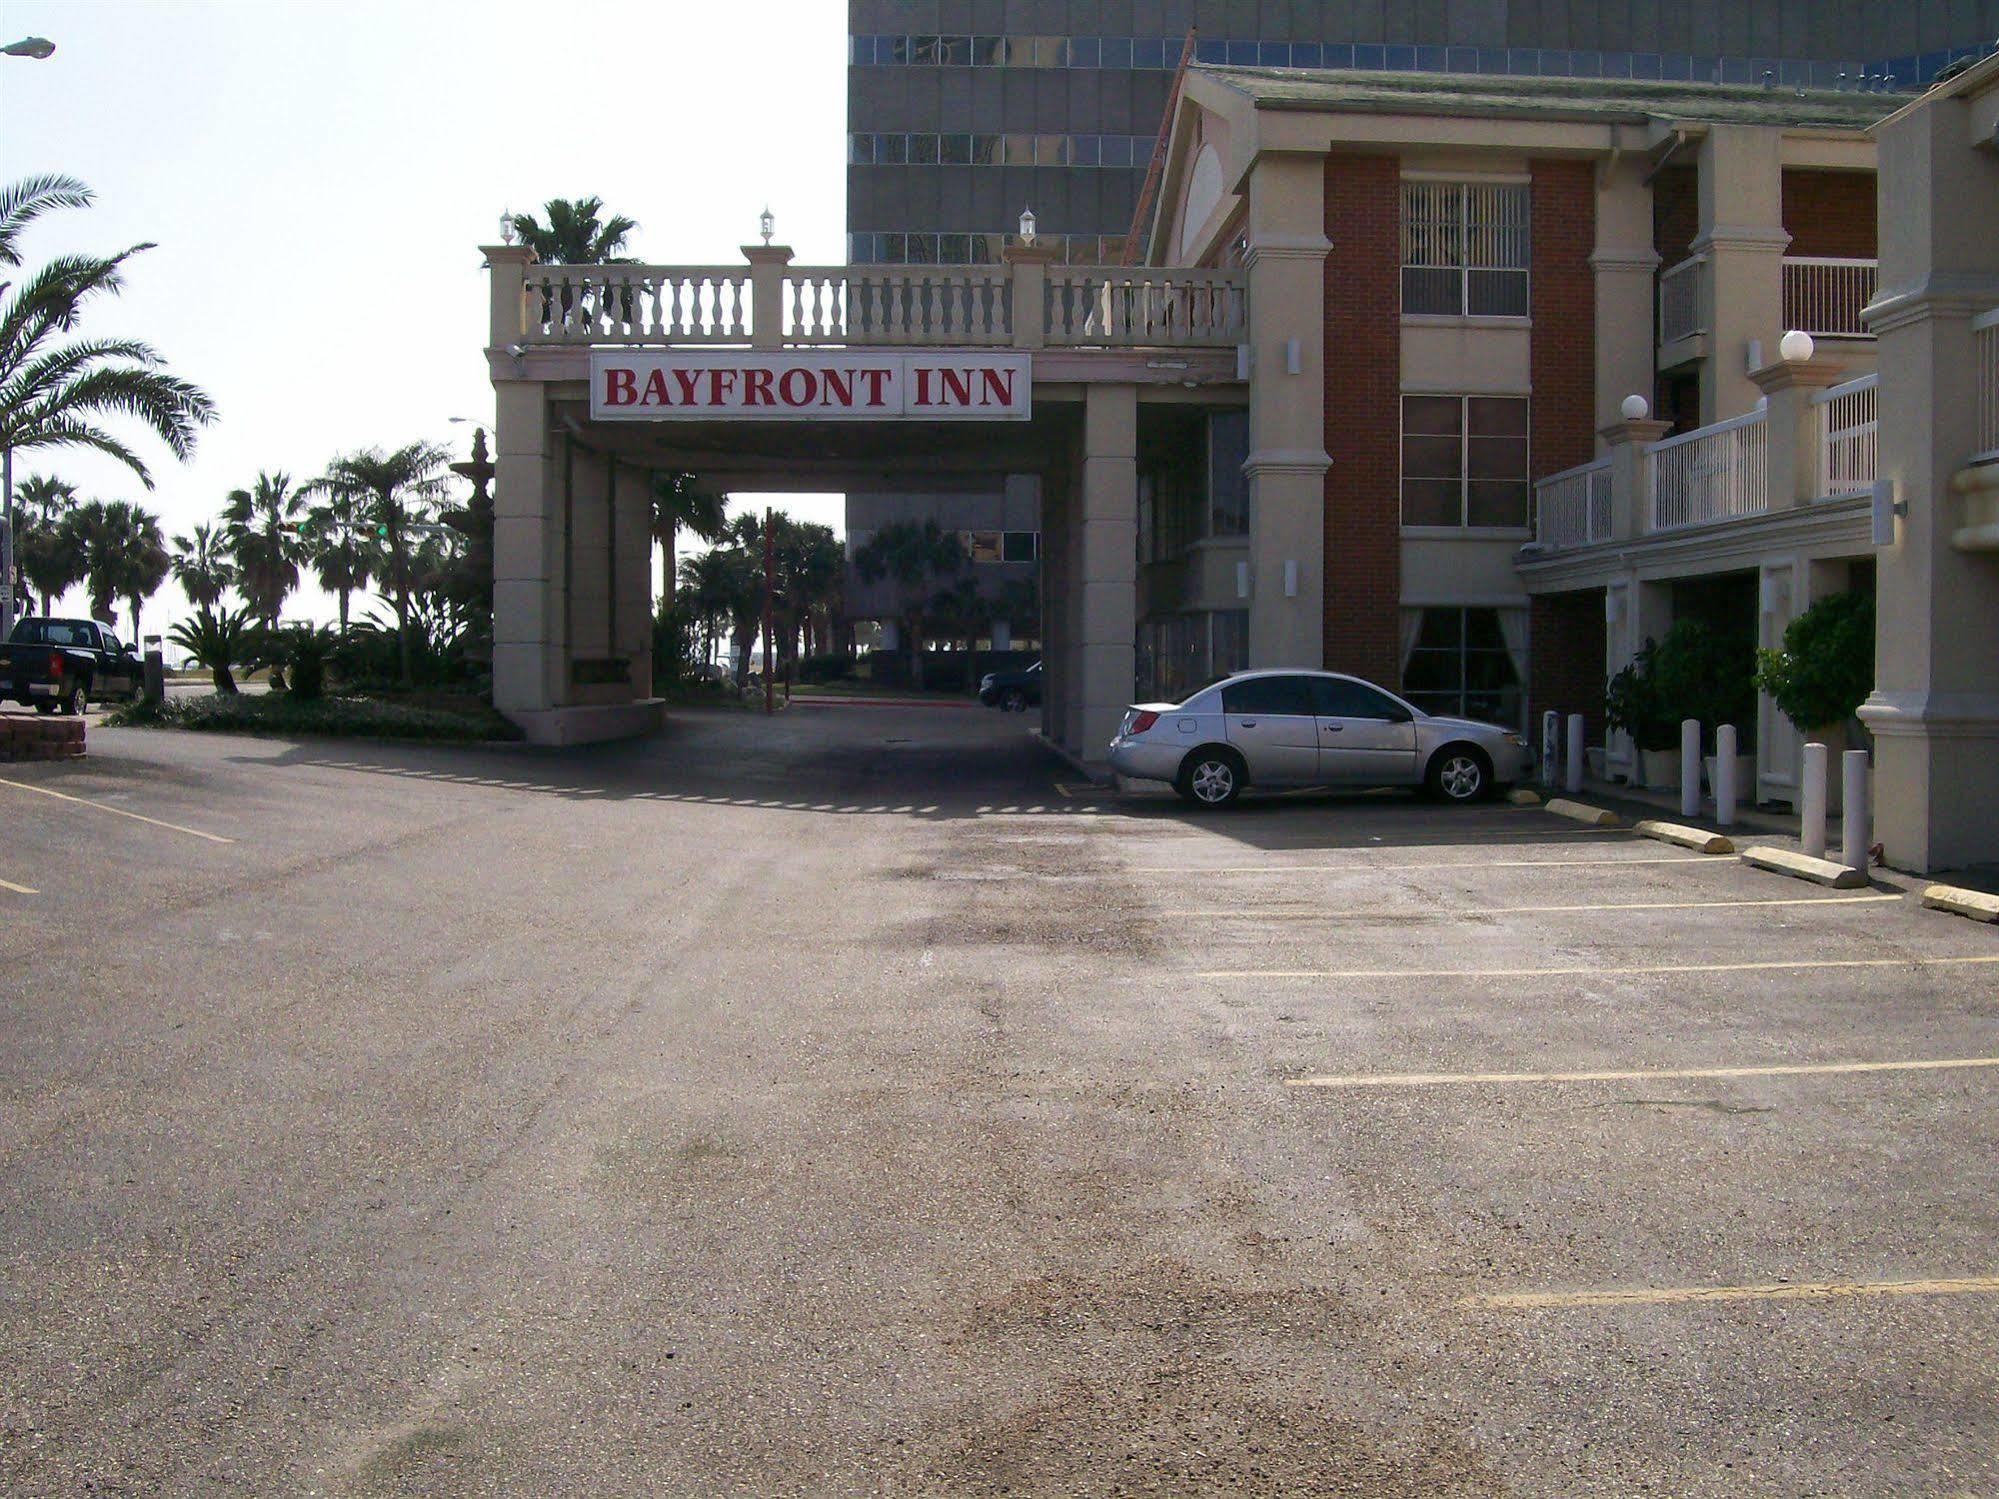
[269,623,337,701]
[108,691,519,742]
[1652,618,1756,750]
[798,653,851,683]
[1604,641,1676,751]
[1756,591,1876,731]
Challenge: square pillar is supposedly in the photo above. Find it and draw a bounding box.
[491,378,563,716]
[1077,383,1138,764]
[1591,159,1661,436]
[1750,352,1849,507]
[1693,125,1791,425]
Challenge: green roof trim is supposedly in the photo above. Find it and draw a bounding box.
[1196,64,1893,131]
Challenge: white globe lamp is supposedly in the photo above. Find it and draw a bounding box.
[1620,393,1650,421]
[1779,329,1815,363]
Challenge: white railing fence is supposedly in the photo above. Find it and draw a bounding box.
[1534,457,1614,548]
[1813,372,1878,497]
[1044,268,1248,346]
[1658,255,1707,345]
[1974,307,1999,463]
[1782,257,1878,339]
[783,266,1013,345]
[527,266,751,343]
[1647,409,1769,531]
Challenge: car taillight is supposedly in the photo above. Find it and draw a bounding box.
[47,653,62,678]
[1129,710,1159,735]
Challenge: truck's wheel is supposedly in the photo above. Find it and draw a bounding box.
[63,683,88,717]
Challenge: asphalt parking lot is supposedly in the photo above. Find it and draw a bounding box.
[0,702,1993,1494]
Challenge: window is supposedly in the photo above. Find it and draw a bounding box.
[1401,395,1530,528]
[1139,610,1246,702]
[1000,531,1038,563]
[1401,180,1530,317]
[1402,607,1524,725]
[1221,675,1313,716]
[1312,677,1410,720]
[1207,409,1249,536]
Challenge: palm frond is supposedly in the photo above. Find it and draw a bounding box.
[0,174,93,268]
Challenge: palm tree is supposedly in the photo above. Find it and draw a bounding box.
[170,520,235,611]
[650,472,728,609]
[222,472,305,631]
[678,523,763,684]
[305,443,451,686]
[507,197,638,264]
[0,175,215,486]
[852,519,968,689]
[71,498,168,639]
[168,603,259,693]
[303,488,376,636]
[12,473,80,613]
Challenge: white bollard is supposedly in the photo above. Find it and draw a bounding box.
[1714,723,1737,826]
[1565,713,1585,795]
[1680,719,1701,819]
[1800,742,1828,859]
[1541,710,1561,788]
[1842,749,1870,873]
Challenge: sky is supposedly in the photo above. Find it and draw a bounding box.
[2,0,848,640]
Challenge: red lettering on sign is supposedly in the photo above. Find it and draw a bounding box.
[939,368,973,407]
[778,368,816,407]
[674,368,702,405]
[859,369,892,406]
[603,368,637,406]
[642,368,672,405]
[744,368,774,406]
[708,369,738,405]
[913,368,934,406]
[821,368,854,407]
[979,368,1015,407]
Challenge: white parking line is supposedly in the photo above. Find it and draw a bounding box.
[1173,893,1901,919]
[1193,954,1999,981]
[1463,1275,1999,1311]
[0,776,235,844]
[1125,854,1718,874]
[0,874,37,895]
[1285,1055,1999,1090]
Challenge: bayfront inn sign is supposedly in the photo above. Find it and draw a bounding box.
[589,351,1032,422]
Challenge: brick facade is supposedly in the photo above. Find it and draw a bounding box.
[1528,590,1608,740]
[1321,152,1402,684]
[1781,168,1877,259]
[1530,158,1598,483]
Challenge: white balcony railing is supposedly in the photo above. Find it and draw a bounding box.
[1044,267,1248,346]
[527,266,751,343]
[1647,409,1768,531]
[1782,257,1878,339]
[1534,456,1614,548]
[1974,306,1999,464]
[783,266,1013,345]
[1658,254,1707,346]
[1813,372,1878,497]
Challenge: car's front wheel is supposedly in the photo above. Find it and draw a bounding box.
[1426,745,1491,803]
[1001,688,1029,712]
[1176,747,1245,808]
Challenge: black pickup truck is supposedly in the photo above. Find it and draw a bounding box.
[2,617,145,715]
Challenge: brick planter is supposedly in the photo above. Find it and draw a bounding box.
[0,716,85,761]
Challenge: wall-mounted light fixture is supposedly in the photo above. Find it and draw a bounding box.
[1283,337,1301,375]
[1235,560,1250,599]
[1282,559,1299,597]
[1871,477,1907,546]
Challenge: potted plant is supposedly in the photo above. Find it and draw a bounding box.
[1651,618,1757,796]
[1604,640,1680,788]
[1756,591,1876,807]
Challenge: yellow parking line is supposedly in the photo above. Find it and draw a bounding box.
[1195,953,1999,981]
[0,875,37,894]
[1176,893,1901,919]
[1285,1055,1999,1090]
[1463,1275,1999,1311]
[1126,855,1716,873]
[0,776,235,844]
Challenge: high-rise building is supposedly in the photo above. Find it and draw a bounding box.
[847,0,1998,266]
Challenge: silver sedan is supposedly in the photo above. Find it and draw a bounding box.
[1108,668,1532,808]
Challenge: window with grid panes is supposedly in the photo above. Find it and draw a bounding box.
[1401,608,1523,725]
[1401,181,1530,317]
[1401,395,1531,528]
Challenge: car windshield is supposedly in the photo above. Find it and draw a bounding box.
[10,620,94,647]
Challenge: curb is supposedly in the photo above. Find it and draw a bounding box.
[1031,730,1111,785]
[1545,798,1620,827]
[1634,820,1735,854]
[1506,788,1543,806]
[1921,884,1999,923]
[1740,845,1870,889]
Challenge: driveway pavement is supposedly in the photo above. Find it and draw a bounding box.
[0,704,1993,1494]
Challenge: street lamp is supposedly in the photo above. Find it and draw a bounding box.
[2,37,55,59]
[759,206,774,245]
[1019,206,1037,244]
[499,210,517,246]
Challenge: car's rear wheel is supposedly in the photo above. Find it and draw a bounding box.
[1001,688,1028,712]
[63,682,88,717]
[1176,747,1245,808]
[1426,744,1491,803]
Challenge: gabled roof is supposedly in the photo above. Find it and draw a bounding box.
[1194,64,1892,132]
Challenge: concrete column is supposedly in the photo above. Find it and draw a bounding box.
[1859,73,1999,870]
[484,243,534,346]
[1003,242,1058,350]
[1693,125,1791,425]
[1755,558,1802,804]
[1038,461,1070,746]
[615,460,655,697]
[567,444,612,673]
[1077,383,1138,764]
[1750,353,1848,507]
[1591,158,1661,437]
[1598,414,1672,539]
[743,245,793,350]
[1243,154,1331,668]
[492,379,562,717]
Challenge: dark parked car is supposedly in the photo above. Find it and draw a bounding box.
[978,661,1041,711]
[1,617,145,715]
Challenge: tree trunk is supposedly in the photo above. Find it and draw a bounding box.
[907,614,925,690]
[214,663,238,694]
[395,574,414,687]
[338,587,350,637]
